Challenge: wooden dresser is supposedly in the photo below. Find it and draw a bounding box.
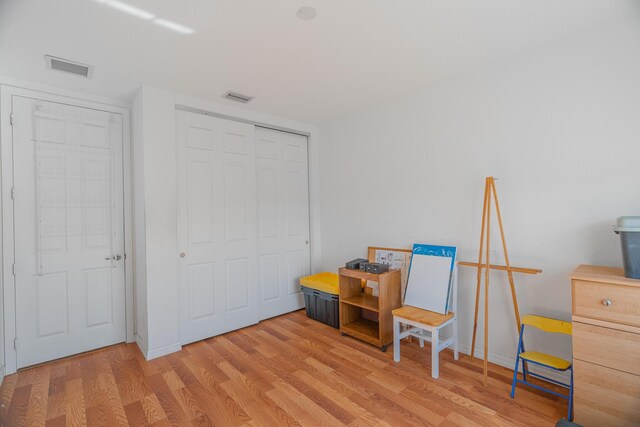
[571,265,640,426]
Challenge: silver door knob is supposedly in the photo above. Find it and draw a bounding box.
[602,299,612,306]
[105,255,122,261]
[179,252,186,258]
[114,254,122,261]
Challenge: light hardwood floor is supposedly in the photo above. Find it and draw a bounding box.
[0,310,567,426]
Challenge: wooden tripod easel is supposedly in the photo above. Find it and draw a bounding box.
[459,177,541,387]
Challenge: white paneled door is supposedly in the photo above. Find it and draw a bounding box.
[12,96,126,368]
[176,110,260,345]
[256,127,310,320]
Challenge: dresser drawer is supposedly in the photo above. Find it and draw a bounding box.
[573,279,640,327]
[574,359,640,427]
[573,322,640,375]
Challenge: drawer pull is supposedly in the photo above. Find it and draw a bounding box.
[602,299,613,307]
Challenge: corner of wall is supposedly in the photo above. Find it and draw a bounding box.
[132,86,149,350]
[0,84,8,383]
[134,333,148,358]
[136,84,182,355]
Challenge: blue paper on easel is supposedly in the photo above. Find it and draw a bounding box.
[404,244,457,314]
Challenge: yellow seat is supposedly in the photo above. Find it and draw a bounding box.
[300,272,339,295]
[519,351,571,370]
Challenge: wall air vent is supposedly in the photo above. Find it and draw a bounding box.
[45,55,93,78]
[223,91,254,104]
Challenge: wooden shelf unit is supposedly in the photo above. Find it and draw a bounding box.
[338,267,402,351]
[341,294,379,312]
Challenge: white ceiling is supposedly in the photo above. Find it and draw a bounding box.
[1,0,638,124]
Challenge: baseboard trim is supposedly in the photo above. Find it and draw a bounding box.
[144,342,182,361]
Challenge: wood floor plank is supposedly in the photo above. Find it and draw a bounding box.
[122,401,148,426]
[362,391,439,427]
[0,310,567,427]
[180,356,221,393]
[24,367,50,427]
[45,391,66,421]
[145,374,191,426]
[84,371,129,426]
[159,370,186,392]
[226,331,260,354]
[170,385,212,424]
[294,369,387,426]
[165,354,198,387]
[0,372,18,423]
[44,414,66,427]
[140,392,168,424]
[265,380,345,426]
[205,338,252,375]
[188,381,251,427]
[183,346,230,384]
[64,378,86,426]
[218,376,281,426]
[47,375,67,397]
[109,348,154,406]
[366,368,409,393]
[217,361,300,427]
[5,384,31,426]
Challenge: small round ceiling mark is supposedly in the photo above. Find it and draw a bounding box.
[297,6,317,21]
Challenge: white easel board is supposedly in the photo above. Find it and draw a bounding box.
[404,244,457,314]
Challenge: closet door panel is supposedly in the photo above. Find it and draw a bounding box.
[177,111,258,344]
[256,128,311,320]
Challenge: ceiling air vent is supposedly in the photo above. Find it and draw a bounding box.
[223,91,254,104]
[45,55,93,78]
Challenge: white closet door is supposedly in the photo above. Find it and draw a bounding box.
[176,110,259,345]
[256,127,310,320]
[12,96,126,368]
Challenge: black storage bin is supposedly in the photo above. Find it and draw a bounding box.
[302,286,339,328]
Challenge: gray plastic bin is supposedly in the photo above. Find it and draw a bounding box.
[614,216,640,279]
[301,286,339,328]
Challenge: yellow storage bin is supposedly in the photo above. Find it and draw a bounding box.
[300,272,339,296]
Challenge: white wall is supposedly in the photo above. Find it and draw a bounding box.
[133,85,321,359]
[319,15,640,368]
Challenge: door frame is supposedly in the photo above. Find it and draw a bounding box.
[0,84,134,375]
